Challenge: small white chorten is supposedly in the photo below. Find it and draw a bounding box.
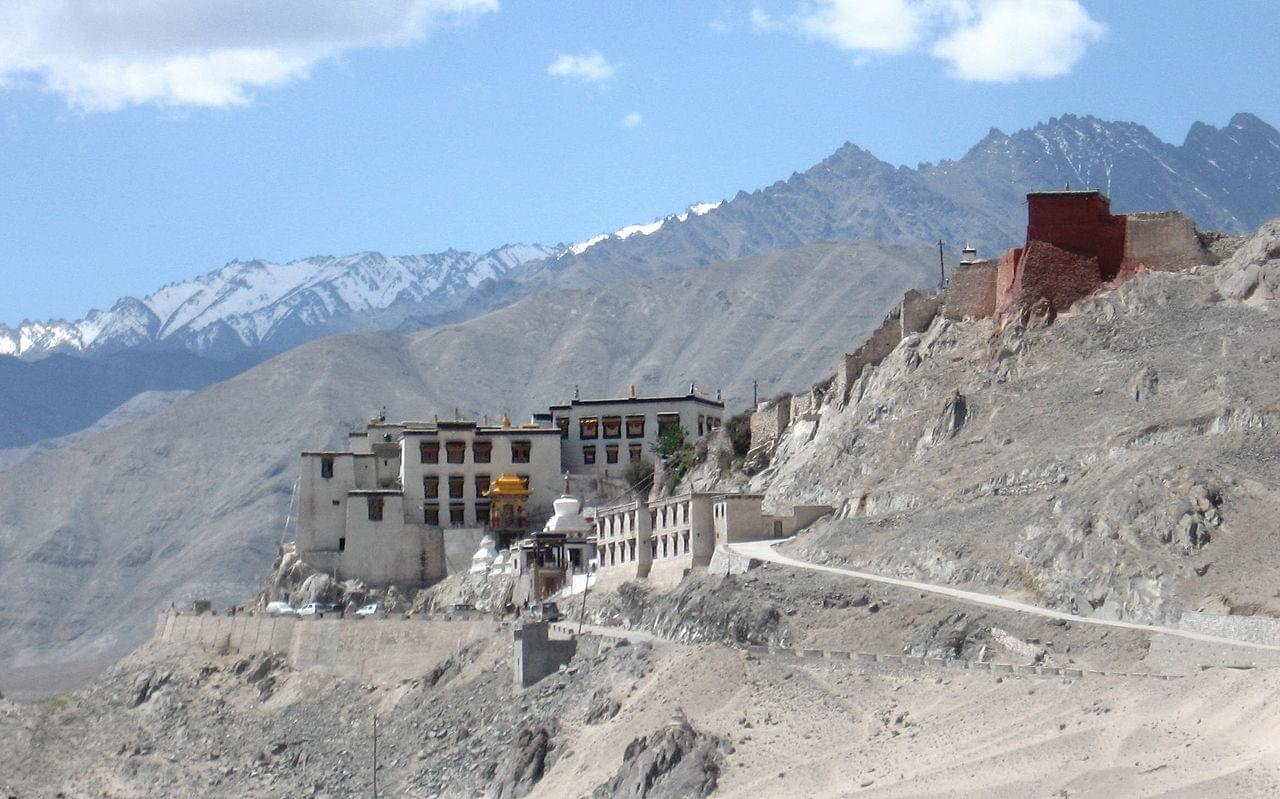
[470,533,498,574]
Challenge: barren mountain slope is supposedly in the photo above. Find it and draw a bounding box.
[0,240,935,695]
[754,220,1280,627]
[5,634,1280,798]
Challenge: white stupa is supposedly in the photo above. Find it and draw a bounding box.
[542,493,593,537]
[470,533,498,574]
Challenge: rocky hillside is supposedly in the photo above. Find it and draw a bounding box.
[0,240,936,697]
[749,219,1280,630]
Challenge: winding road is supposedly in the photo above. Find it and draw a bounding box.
[729,538,1280,654]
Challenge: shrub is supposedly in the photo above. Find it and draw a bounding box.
[724,411,752,457]
[624,459,654,495]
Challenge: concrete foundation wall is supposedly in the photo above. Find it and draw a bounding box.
[513,621,576,688]
[1124,212,1205,272]
[943,260,998,320]
[156,611,497,684]
[749,397,790,451]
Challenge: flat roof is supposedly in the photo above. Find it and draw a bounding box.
[348,489,402,496]
[401,427,560,436]
[301,450,354,456]
[1026,189,1104,198]
[547,393,724,410]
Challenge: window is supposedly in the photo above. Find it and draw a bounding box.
[629,444,642,463]
[367,496,384,522]
[476,503,491,525]
[579,417,599,439]
[709,417,720,431]
[657,413,681,436]
[450,503,465,526]
[606,444,619,464]
[602,416,622,439]
[448,475,464,499]
[511,440,531,463]
[424,504,440,525]
[332,499,340,506]
[475,474,490,496]
[338,537,346,552]
[419,441,439,463]
[625,415,645,438]
[556,417,569,439]
[582,445,596,465]
[445,441,466,464]
[320,456,334,479]
[423,475,439,498]
[473,440,492,463]
[698,415,705,436]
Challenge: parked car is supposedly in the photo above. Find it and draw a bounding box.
[449,602,476,614]
[355,603,380,617]
[265,601,296,616]
[526,601,560,622]
[297,603,338,617]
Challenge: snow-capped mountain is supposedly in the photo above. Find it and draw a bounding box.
[0,244,559,359]
[565,201,723,256]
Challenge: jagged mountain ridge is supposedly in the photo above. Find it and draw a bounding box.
[0,244,558,359]
[529,113,1280,292]
[7,114,1278,364]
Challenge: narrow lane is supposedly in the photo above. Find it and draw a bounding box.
[730,538,1280,653]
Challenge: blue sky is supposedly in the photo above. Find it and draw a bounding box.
[0,0,1276,326]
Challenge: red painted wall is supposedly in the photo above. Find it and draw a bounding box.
[1025,192,1127,279]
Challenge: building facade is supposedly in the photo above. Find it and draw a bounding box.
[295,415,562,588]
[589,492,831,581]
[537,388,726,479]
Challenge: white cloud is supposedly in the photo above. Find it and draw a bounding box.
[932,0,1105,82]
[547,51,616,83]
[622,111,642,128]
[801,0,928,54]
[0,0,498,111]
[750,8,784,31]
[787,0,1102,81]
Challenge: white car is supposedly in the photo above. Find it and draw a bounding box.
[297,603,337,617]
[265,601,296,616]
[355,603,380,617]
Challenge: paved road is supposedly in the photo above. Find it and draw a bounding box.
[730,538,1280,654]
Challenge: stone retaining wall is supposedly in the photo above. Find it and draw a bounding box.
[155,611,497,684]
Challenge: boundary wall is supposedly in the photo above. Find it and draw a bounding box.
[155,611,497,684]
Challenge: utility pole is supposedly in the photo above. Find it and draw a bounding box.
[372,713,379,799]
[938,239,946,289]
[752,379,758,407]
[577,564,594,637]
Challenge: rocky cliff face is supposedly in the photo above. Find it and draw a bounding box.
[749,219,1280,627]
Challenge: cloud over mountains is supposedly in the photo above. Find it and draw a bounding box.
[0,0,497,110]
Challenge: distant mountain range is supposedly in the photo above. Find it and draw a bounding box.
[1,112,1278,453]
[5,114,1277,365]
[0,244,559,360]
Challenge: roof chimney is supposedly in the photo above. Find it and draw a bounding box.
[630,384,637,399]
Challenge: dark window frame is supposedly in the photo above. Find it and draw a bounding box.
[367,496,384,522]
[423,475,439,498]
[473,440,492,463]
[602,416,622,439]
[579,417,599,439]
[424,503,440,525]
[320,456,334,479]
[448,474,465,499]
[605,444,619,464]
[511,440,532,464]
[582,445,596,465]
[419,441,439,463]
[445,441,466,464]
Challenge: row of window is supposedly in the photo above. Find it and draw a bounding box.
[418,439,531,465]
[570,413,723,441]
[364,495,496,526]
[423,502,487,527]
[582,443,644,466]
[421,473,529,498]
